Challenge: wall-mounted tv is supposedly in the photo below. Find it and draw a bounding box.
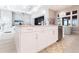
[34,16,44,25]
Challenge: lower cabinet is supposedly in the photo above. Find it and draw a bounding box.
[37,30,51,51]
[37,29,58,51]
[17,27,58,53]
[19,32,37,53]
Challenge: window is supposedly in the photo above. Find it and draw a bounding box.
[62,17,70,26]
[66,12,70,15]
[72,15,77,26]
[72,10,77,14]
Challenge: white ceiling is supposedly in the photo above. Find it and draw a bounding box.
[49,5,72,11]
[0,5,73,14]
[0,5,41,14]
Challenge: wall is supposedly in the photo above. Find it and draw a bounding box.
[0,10,12,29]
[0,9,32,29]
[12,12,31,25]
[31,6,49,25]
[48,9,57,25]
[23,14,31,25]
[57,6,79,27]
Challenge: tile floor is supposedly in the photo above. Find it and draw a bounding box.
[0,32,79,53]
[40,32,79,53]
[40,40,64,53]
[64,32,79,53]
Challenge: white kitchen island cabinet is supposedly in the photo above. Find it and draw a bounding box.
[20,32,37,53]
[16,25,58,53]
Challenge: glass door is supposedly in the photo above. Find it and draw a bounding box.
[72,15,77,26]
[62,17,70,26]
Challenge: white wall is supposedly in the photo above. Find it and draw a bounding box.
[12,12,31,25]
[0,10,12,29]
[31,6,49,25]
[23,14,31,25]
[57,6,79,27]
[48,9,57,25]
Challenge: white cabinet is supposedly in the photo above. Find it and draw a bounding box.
[37,30,50,51]
[19,30,37,53]
[37,28,58,51]
[16,26,58,53]
[46,29,57,44]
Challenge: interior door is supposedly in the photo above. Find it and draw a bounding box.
[62,17,70,26]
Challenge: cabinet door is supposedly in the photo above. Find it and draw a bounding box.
[47,27,58,43]
[37,30,51,51]
[37,29,58,51]
[46,29,57,44]
[20,31,37,53]
[15,29,21,52]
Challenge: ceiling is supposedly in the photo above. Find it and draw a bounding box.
[49,5,72,11]
[0,5,41,14]
[0,5,73,14]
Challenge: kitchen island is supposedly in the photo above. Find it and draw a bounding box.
[15,25,59,53]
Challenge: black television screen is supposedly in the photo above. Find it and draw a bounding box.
[34,16,44,25]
